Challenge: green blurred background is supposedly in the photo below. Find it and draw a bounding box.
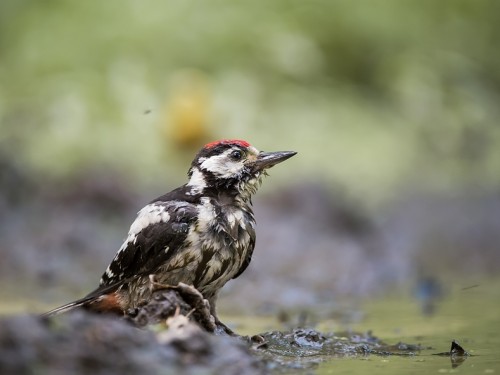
[1,0,499,314]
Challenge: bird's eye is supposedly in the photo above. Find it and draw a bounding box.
[230,150,243,160]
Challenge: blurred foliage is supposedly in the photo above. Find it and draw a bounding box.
[1,0,500,204]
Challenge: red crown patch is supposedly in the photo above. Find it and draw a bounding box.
[204,139,251,149]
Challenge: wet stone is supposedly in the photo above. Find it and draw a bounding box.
[292,329,326,348]
[255,328,424,368]
[0,312,264,375]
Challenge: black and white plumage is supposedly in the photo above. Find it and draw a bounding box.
[43,140,296,321]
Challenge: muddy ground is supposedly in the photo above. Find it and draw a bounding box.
[1,288,438,375]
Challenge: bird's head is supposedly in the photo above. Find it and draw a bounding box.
[187,139,296,199]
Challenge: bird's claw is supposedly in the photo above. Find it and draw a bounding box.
[148,274,174,292]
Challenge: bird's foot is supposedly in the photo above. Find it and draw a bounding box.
[148,274,175,292]
[173,283,217,333]
[148,281,236,336]
[173,283,237,336]
[213,316,236,336]
[145,279,216,332]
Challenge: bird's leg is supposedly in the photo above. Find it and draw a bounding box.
[147,277,216,331]
[173,283,217,333]
[208,294,236,336]
[146,279,234,335]
[148,274,175,292]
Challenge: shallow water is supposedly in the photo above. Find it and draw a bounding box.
[226,277,500,374]
[322,279,500,375]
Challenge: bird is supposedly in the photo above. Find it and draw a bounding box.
[43,139,296,329]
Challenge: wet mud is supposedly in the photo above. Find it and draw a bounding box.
[2,288,464,374]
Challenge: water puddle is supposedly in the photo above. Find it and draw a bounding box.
[225,278,500,374]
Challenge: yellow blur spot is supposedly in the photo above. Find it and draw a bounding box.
[163,69,212,149]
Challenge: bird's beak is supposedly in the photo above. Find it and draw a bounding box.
[252,150,297,171]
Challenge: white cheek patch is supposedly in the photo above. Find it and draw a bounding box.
[200,151,244,178]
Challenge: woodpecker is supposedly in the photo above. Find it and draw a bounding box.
[43,140,296,326]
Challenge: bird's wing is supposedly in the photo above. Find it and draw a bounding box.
[98,200,198,288]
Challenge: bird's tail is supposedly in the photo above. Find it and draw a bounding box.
[41,283,122,318]
[41,295,96,318]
